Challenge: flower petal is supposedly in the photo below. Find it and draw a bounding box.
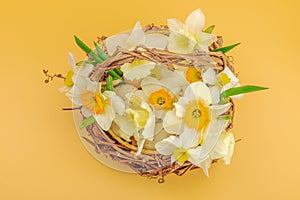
[167,32,196,54]
[114,114,136,136]
[126,21,145,49]
[81,106,92,118]
[223,67,239,83]
[210,132,235,165]
[163,110,184,134]
[209,86,220,104]
[203,68,216,85]
[104,91,125,115]
[197,157,212,176]
[167,18,185,32]
[199,118,227,159]
[184,82,212,105]
[67,52,78,72]
[155,135,181,155]
[145,33,168,50]
[105,33,129,55]
[93,105,115,131]
[185,8,205,34]
[121,60,156,81]
[141,76,162,96]
[187,146,206,166]
[196,32,217,51]
[210,103,231,117]
[180,127,199,149]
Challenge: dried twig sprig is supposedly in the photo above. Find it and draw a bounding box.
[43,69,65,83]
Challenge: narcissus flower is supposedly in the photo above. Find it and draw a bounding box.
[113,93,155,155]
[162,82,232,162]
[203,67,242,104]
[155,129,203,165]
[167,9,217,53]
[105,21,168,55]
[66,76,125,131]
[59,52,93,92]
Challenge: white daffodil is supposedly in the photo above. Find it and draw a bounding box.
[140,72,187,118]
[196,131,235,176]
[59,52,93,93]
[113,93,155,155]
[105,21,168,55]
[155,128,204,165]
[203,67,242,104]
[167,8,217,53]
[66,76,125,131]
[162,82,232,162]
[210,131,235,165]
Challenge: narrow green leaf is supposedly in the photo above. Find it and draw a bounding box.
[211,42,241,53]
[218,115,232,120]
[114,67,123,76]
[105,75,114,91]
[80,116,96,129]
[220,85,269,99]
[204,25,215,34]
[76,60,97,66]
[94,42,109,60]
[74,35,103,63]
[108,70,120,79]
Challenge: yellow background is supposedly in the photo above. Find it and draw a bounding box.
[1,0,299,199]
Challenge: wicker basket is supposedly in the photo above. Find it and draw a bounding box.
[76,24,236,183]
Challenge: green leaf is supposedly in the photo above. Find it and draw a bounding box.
[217,115,232,120]
[80,116,96,129]
[113,67,123,76]
[108,70,120,79]
[211,42,241,53]
[105,75,114,91]
[220,85,269,99]
[76,60,97,66]
[74,35,103,63]
[94,42,109,60]
[204,25,215,34]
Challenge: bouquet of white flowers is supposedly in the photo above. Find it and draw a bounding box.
[44,8,267,183]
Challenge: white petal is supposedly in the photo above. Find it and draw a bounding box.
[81,106,92,118]
[167,32,196,54]
[187,146,205,166]
[203,68,216,85]
[185,9,205,34]
[93,106,115,131]
[210,132,235,165]
[154,135,181,155]
[136,138,146,156]
[180,127,199,149]
[114,114,136,136]
[197,157,212,176]
[223,67,239,83]
[184,82,212,105]
[196,32,217,51]
[163,110,184,134]
[141,76,162,96]
[210,86,221,104]
[59,86,70,93]
[141,113,155,140]
[173,97,188,118]
[121,61,156,81]
[199,119,227,159]
[77,64,93,77]
[210,103,232,117]
[104,91,125,115]
[167,18,185,32]
[67,52,77,72]
[105,33,129,55]
[145,33,168,50]
[126,21,145,48]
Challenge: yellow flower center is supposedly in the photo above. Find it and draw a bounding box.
[81,91,109,115]
[186,67,203,83]
[173,147,189,163]
[216,73,231,89]
[64,70,74,87]
[183,100,211,131]
[149,89,173,109]
[127,108,149,128]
